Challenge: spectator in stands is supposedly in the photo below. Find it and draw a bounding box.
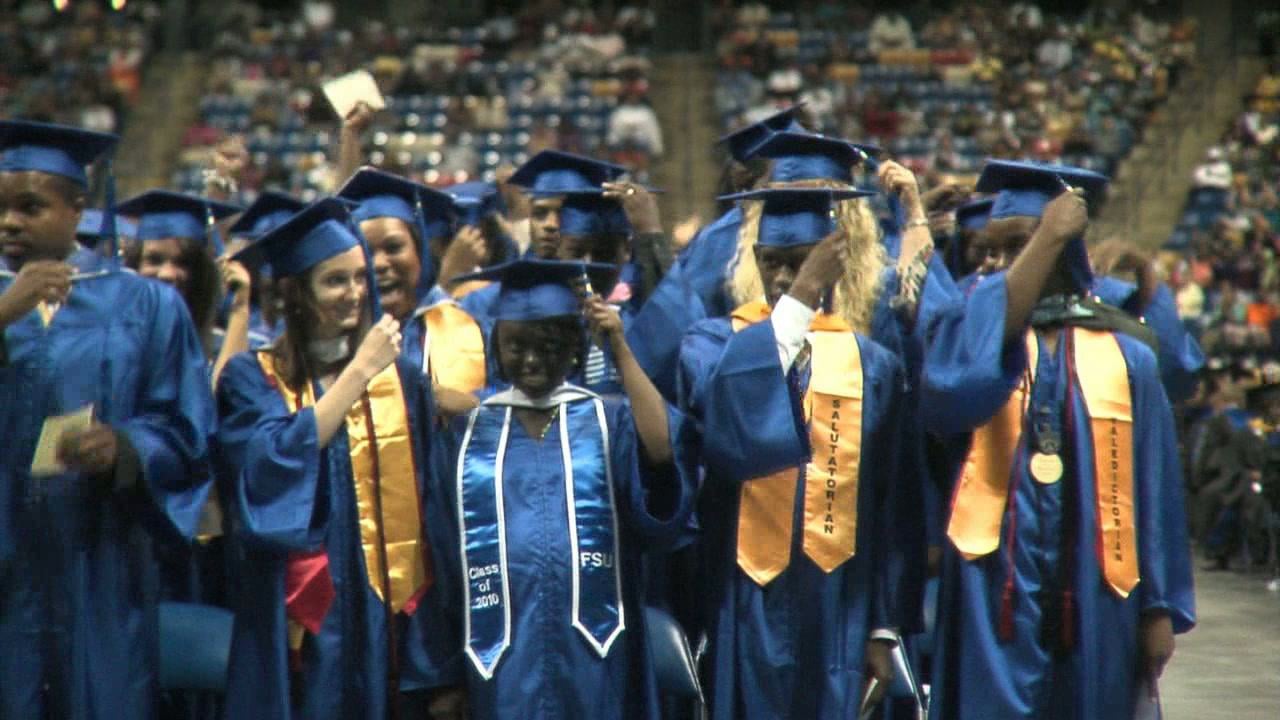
[1193,147,1233,190]
[607,79,664,159]
[1036,22,1074,72]
[868,11,915,53]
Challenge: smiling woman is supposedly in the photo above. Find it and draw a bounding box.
[359,214,421,320]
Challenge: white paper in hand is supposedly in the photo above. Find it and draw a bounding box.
[30,404,94,476]
[322,70,386,120]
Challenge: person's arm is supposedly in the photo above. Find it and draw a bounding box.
[879,160,933,324]
[604,181,671,296]
[313,314,403,446]
[336,102,375,184]
[210,260,253,389]
[1003,189,1088,340]
[586,296,671,465]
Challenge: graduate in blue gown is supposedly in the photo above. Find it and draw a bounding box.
[338,166,457,319]
[678,187,922,720]
[946,198,993,292]
[0,119,216,719]
[459,151,656,397]
[440,258,696,719]
[220,190,306,351]
[461,149,629,322]
[626,106,853,400]
[921,160,1195,720]
[1088,240,1206,404]
[115,189,243,357]
[215,199,462,719]
[956,200,1204,406]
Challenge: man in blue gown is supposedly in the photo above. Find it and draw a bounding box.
[678,187,923,719]
[0,119,216,718]
[921,160,1195,720]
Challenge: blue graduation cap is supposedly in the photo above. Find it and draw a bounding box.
[720,187,874,247]
[1,120,123,261]
[446,181,504,227]
[455,258,618,322]
[956,197,994,231]
[507,150,627,196]
[719,104,806,163]
[750,131,878,183]
[76,209,136,242]
[338,167,456,240]
[233,197,384,318]
[976,160,1108,220]
[559,194,631,239]
[975,159,1109,290]
[228,191,307,239]
[0,119,117,187]
[116,190,243,256]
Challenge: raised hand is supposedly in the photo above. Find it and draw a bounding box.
[350,314,402,380]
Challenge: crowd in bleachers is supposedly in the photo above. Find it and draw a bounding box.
[713,2,1196,182]
[1156,62,1280,574]
[0,0,160,134]
[173,1,660,199]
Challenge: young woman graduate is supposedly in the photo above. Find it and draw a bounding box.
[0,119,216,718]
[921,160,1195,720]
[676,187,922,719]
[215,198,462,719]
[114,189,243,358]
[441,258,697,719]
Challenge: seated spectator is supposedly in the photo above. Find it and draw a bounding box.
[868,11,915,53]
[1193,147,1234,190]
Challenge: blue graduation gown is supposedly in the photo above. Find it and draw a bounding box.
[678,315,921,720]
[1092,276,1205,404]
[440,389,697,720]
[921,275,1196,720]
[0,249,215,720]
[627,207,743,401]
[215,354,460,720]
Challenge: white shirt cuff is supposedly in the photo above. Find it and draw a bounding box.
[870,628,900,645]
[772,294,816,373]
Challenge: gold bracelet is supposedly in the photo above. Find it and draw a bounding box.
[904,217,929,229]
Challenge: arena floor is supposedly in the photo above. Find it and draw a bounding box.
[1161,567,1280,718]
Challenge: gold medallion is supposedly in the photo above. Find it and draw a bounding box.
[1029,452,1063,484]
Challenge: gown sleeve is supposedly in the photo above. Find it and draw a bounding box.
[1128,341,1196,634]
[215,352,329,552]
[113,284,217,543]
[698,320,808,484]
[921,271,1029,436]
[610,398,698,553]
[627,256,708,403]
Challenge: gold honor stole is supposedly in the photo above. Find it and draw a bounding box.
[729,301,864,586]
[422,302,487,394]
[945,328,1139,598]
[257,353,432,640]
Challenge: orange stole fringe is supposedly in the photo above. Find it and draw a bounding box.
[729,301,865,586]
[944,328,1139,598]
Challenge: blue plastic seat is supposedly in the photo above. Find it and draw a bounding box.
[158,602,234,692]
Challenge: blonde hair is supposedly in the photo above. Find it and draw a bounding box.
[727,179,887,333]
